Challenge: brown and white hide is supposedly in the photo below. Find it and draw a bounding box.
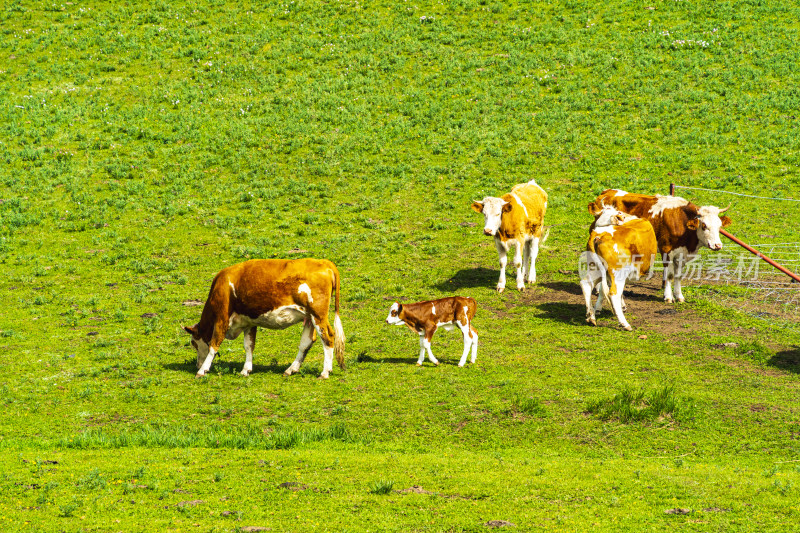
[588,189,732,303]
[471,179,548,292]
[580,216,657,331]
[385,296,478,367]
[183,258,345,378]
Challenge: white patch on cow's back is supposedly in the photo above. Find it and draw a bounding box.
[613,189,629,197]
[594,226,616,235]
[649,195,689,216]
[613,243,620,253]
[431,304,436,315]
[511,193,529,218]
[526,179,546,194]
[297,283,313,303]
[229,281,237,298]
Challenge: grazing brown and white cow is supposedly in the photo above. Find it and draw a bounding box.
[385,296,478,367]
[471,179,548,292]
[183,258,345,378]
[588,189,732,303]
[580,211,658,330]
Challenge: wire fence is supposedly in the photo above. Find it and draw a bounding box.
[671,184,800,329]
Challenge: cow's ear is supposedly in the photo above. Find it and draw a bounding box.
[470,201,484,213]
[686,219,699,230]
[396,304,403,314]
[502,202,513,213]
[720,215,732,227]
[587,202,600,215]
[183,325,198,337]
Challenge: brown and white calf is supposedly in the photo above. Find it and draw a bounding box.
[588,189,732,303]
[580,212,657,331]
[471,179,548,292]
[385,296,478,367]
[183,258,345,378]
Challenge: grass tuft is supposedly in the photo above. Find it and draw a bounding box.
[368,480,394,495]
[586,383,694,424]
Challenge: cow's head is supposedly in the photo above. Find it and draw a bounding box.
[385,303,405,325]
[183,325,209,369]
[686,204,732,251]
[591,204,636,227]
[471,197,510,237]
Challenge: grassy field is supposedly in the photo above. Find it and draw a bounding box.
[1,0,800,531]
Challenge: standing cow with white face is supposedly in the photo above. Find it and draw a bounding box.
[588,190,732,303]
[471,179,548,292]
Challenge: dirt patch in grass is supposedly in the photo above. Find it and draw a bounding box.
[523,278,767,343]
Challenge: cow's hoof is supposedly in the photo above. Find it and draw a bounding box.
[318,373,329,379]
[586,317,596,326]
[623,325,633,331]
[458,363,465,368]
[283,370,294,377]
[664,298,674,304]
[240,370,251,377]
[195,371,206,378]
[496,287,505,293]
[517,285,526,292]
[677,297,685,303]
[416,363,422,367]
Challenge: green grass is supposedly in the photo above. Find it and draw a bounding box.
[1,0,800,530]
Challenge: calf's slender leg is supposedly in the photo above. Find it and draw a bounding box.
[417,333,426,366]
[469,326,479,364]
[457,322,472,367]
[423,326,439,365]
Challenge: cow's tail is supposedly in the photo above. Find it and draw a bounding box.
[332,267,346,370]
[601,272,612,308]
[538,225,550,245]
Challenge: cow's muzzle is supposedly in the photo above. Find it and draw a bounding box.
[483,229,494,236]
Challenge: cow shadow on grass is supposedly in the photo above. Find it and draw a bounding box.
[768,348,800,374]
[357,351,464,367]
[163,358,288,376]
[432,267,498,291]
[540,281,660,303]
[534,301,586,326]
[357,353,417,365]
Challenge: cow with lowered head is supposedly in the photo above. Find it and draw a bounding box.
[471,179,548,292]
[183,258,345,378]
